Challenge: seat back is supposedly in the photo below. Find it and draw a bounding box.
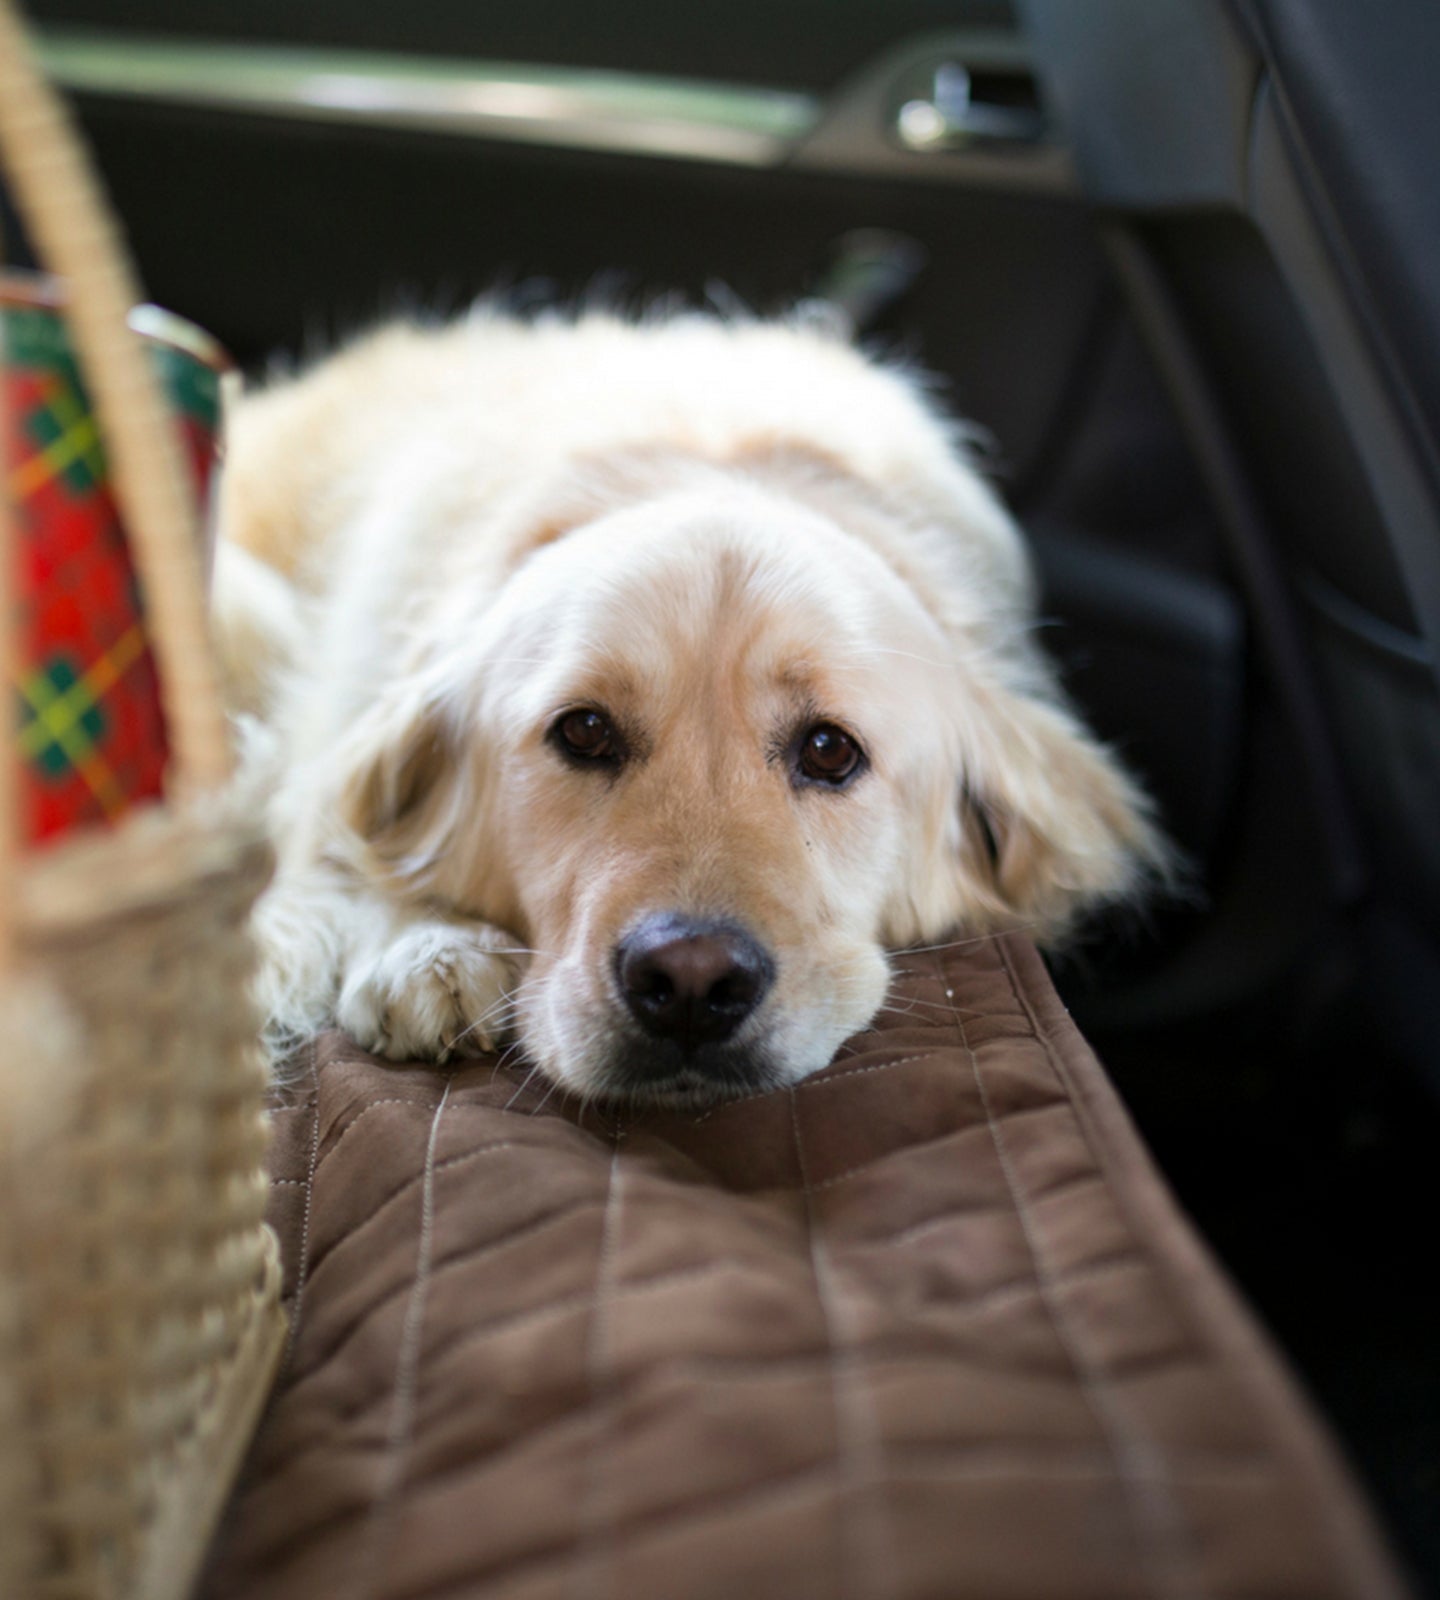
[1018,0,1440,1088]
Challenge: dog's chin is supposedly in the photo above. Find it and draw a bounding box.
[549,1034,789,1111]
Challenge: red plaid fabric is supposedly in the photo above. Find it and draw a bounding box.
[6,287,223,845]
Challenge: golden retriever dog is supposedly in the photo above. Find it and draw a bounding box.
[214,308,1162,1105]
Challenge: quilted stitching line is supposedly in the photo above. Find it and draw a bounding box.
[358,1077,453,1600]
[435,1138,518,1175]
[312,1095,445,1173]
[991,939,1402,1592]
[278,1266,775,1498]
[569,1130,626,1600]
[277,1245,1276,1546]
[799,1097,1072,1196]
[435,1257,768,1409]
[310,1079,540,1179]
[887,1444,1281,1487]
[285,1099,1134,1403]
[570,1339,1271,1450]
[951,1250,1146,1330]
[885,1178,1104,1250]
[455,1463,840,1599]
[266,1078,320,1114]
[992,940,1225,1373]
[432,1188,606,1276]
[641,1088,1071,1205]
[269,1418,1283,1600]
[418,1254,802,1373]
[274,1305,1260,1512]
[810,1120,995,1192]
[287,1241,750,1398]
[685,1048,946,1123]
[303,1134,537,1287]
[792,1087,896,1600]
[376,1441,1289,1600]
[279,1042,323,1378]
[945,949,1204,1600]
[267,950,1253,1598]
[361,1255,1214,1502]
[800,1050,945,1089]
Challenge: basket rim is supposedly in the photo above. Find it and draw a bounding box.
[0,265,234,375]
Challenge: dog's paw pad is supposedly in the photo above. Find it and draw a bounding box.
[337,922,523,1062]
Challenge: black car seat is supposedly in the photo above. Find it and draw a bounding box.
[1016,0,1440,1091]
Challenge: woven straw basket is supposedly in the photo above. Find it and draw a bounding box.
[0,5,286,1597]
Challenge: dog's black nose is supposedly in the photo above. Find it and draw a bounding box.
[616,914,774,1048]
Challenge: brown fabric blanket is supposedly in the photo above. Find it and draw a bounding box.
[203,934,1408,1600]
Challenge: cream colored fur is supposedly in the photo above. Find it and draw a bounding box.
[213,308,1164,1100]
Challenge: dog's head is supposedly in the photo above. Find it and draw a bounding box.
[331,449,1162,1105]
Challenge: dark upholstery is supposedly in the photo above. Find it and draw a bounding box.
[1233,0,1440,456]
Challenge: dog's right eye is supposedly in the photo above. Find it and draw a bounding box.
[552,708,619,764]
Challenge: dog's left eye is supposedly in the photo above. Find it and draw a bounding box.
[553,708,618,763]
[797,723,865,786]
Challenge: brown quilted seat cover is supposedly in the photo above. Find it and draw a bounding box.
[203,934,1408,1600]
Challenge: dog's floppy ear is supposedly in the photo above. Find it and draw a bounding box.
[330,676,463,887]
[945,680,1168,942]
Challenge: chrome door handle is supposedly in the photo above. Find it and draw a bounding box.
[894,61,1046,150]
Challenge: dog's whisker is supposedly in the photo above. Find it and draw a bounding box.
[458,992,518,1028]
[888,926,1036,958]
[878,1000,936,1018]
[875,998,982,1022]
[475,990,522,1023]
[527,1076,562,1118]
[502,1062,544,1112]
[441,994,520,1054]
[487,1039,526,1087]
[877,995,956,1015]
[846,645,974,670]
[878,983,985,1009]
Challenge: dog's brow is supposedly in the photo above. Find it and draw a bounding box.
[553,664,641,712]
[771,660,821,696]
[771,656,816,688]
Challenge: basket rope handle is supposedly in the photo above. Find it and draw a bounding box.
[0,239,11,971]
[0,1,233,828]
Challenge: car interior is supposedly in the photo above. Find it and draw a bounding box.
[17,0,1438,1588]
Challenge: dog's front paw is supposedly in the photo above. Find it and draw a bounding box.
[337,920,523,1062]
